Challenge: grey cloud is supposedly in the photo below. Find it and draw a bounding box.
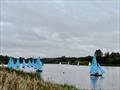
[0,0,119,57]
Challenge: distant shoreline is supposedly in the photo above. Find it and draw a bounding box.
[0,52,120,67]
[38,63,120,67]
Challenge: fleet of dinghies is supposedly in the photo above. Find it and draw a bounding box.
[2,54,105,75]
[7,57,43,72]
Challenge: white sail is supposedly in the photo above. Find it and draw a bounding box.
[68,62,69,65]
[88,62,91,66]
[77,61,80,65]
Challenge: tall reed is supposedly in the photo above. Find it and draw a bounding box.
[0,67,79,90]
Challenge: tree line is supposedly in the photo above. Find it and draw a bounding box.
[0,49,120,66]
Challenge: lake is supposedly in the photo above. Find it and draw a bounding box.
[41,64,120,90]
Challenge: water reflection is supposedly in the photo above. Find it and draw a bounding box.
[90,76,104,89]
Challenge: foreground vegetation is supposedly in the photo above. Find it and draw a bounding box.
[0,67,79,90]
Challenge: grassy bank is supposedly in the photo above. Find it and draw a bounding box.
[0,67,80,90]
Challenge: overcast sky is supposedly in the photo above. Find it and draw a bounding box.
[0,0,120,58]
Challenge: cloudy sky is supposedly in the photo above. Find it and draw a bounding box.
[0,0,120,58]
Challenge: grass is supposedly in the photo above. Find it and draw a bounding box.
[0,67,81,90]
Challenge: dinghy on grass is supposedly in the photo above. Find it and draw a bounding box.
[31,60,35,67]
[34,57,43,72]
[22,60,26,68]
[28,60,32,67]
[7,57,43,72]
[8,57,14,69]
[15,59,20,69]
[90,55,104,77]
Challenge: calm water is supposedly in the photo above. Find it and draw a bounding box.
[41,64,120,90]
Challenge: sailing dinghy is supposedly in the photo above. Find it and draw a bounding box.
[90,55,104,76]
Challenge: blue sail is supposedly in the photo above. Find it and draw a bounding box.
[90,55,98,74]
[22,60,26,68]
[8,58,11,68]
[8,57,14,69]
[31,60,34,67]
[34,57,42,70]
[28,60,32,67]
[15,58,20,69]
[11,59,14,68]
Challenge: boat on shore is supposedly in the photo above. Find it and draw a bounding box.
[34,57,43,72]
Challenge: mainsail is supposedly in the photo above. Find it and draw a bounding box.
[90,55,105,75]
[15,59,20,69]
[28,60,32,67]
[22,60,26,68]
[90,55,98,74]
[31,60,34,67]
[34,57,42,70]
[8,57,14,69]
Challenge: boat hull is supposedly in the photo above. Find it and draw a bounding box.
[36,69,42,72]
[90,74,102,77]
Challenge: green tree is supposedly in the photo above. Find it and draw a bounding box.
[95,49,103,63]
